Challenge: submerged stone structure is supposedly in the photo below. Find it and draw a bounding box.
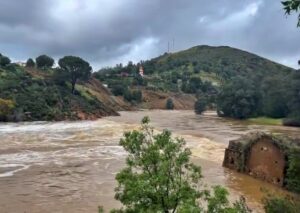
[223,132,300,190]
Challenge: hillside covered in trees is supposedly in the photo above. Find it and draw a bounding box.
[0,54,130,122]
[94,45,300,126]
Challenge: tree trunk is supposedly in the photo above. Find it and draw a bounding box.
[71,79,77,94]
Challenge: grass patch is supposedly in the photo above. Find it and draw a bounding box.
[247,117,283,126]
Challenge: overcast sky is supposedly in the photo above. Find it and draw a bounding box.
[0,0,299,70]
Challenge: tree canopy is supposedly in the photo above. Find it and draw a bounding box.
[0,54,11,67]
[58,56,92,94]
[36,55,54,69]
[217,77,260,119]
[26,58,35,67]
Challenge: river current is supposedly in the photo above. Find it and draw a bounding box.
[0,110,299,213]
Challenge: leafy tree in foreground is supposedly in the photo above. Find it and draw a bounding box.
[58,56,92,94]
[282,0,300,27]
[36,55,54,69]
[112,117,251,213]
[26,58,35,67]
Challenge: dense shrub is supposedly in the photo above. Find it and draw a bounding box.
[194,98,207,114]
[286,149,300,193]
[110,84,127,96]
[263,195,300,213]
[26,58,35,67]
[0,98,15,121]
[124,89,142,102]
[166,98,174,110]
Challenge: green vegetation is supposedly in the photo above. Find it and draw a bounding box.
[0,98,15,121]
[247,117,282,126]
[36,55,54,69]
[93,45,300,126]
[286,149,300,193]
[0,56,117,122]
[217,77,260,119]
[111,117,250,213]
[0,53,11,67]
[166,98,174,110]
[282,0,300,27]
[26,58,35,67]
[263,194,300,213]
[58,56,92,94]
[194,98,207,114]
[124,89,142,103]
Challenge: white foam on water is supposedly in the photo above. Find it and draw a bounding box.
[0,164,30,177]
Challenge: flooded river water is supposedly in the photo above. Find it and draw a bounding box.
[0,110,299,213]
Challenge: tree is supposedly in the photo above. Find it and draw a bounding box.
[58,56,92,94]
[36,55,54,69]
[166,98,174,110]
[217,77,260,119]
[113,117,251,213]
[26,58,35,67]
[194,98,207,114]
[282,0,300,27]
[0,54,11,67]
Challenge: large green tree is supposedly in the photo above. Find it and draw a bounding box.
[36,55,54,69]
[112,117,250,213]
[217,77,260,119]
[58,56,92,94]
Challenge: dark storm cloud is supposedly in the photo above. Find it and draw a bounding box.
[0,0,299,69]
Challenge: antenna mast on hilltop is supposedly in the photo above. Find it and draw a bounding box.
[172,38,175,51]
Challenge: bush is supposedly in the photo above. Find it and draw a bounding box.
[0,98,15,121]
[263,195,300,213]
[194,98,207,114]
[36,55,54,69]
[124,89,142,102]
[111,84,127,96]
[286,149,300,193]
[26,58,35,67]
[166,98,174,110]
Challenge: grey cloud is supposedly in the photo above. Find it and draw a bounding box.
[0,0,299,69]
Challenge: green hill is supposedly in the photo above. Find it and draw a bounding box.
[96,45,294,92]
[145,45,293,81]
[94,45,300,126]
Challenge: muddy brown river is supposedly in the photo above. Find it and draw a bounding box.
[0,110,299,213]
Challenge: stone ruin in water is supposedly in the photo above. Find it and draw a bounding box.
[223,132,300,191]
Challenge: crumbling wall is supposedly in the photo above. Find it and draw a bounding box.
[223,132,300,192]
[245,138,285,186]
